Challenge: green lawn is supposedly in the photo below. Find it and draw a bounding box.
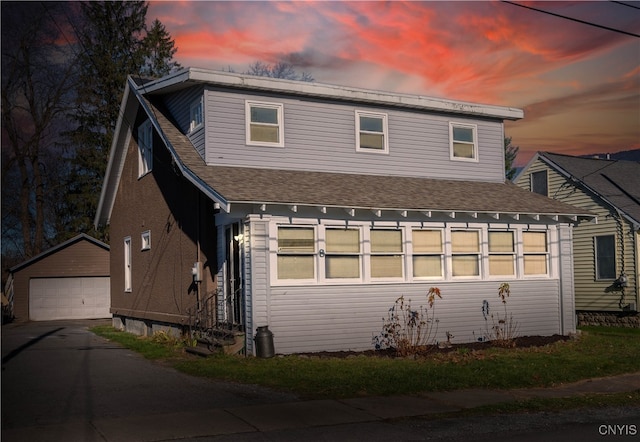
[91,325,640,400]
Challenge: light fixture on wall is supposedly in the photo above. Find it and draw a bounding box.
[234,233,244,244]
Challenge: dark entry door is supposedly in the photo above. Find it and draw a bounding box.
[225,223,243,326]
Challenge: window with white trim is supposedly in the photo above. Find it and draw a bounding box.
[523,231,548,275]
[138,119,153,177]
[325,228,361,279]
[189,97,203,132]
[412,229,443,278]
[451,230,480,277]
[356,111,389,153]
[277,226,315,280]
[246,101,284,147]
[370,229,404,278]
[450,122,478,161]
[488,231,515,276]
[141,230,151,251]
[124,236,132,292]
[595,235,616,280]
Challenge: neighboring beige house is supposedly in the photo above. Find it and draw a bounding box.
[515,152,639,327]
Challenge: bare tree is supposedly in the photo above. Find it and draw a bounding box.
[1,2,78,259]
[245,61,314,82]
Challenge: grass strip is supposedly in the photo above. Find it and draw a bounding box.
[91,326,640,400]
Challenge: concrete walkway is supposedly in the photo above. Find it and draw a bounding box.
[5,372,638,441]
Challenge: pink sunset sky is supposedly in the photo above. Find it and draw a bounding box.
[148,0,640,166]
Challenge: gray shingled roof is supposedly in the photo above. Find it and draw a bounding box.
[147,98,590,218]
[541,152,640,225]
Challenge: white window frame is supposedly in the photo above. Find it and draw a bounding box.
[355,110,389,154]
[245,100,284,147]
[124,236,132,292]
[449,122,478,162]
[141,230,151,251]
[321,226,363,282]
[450,229,482,279]
[487,230,516,278]
[522,230,549,276]
[189,96,203,132]
[410,229,444,279]
[138,119,153,177]
[275,225,317,283]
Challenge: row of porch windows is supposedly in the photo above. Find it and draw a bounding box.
[276,226,548,281]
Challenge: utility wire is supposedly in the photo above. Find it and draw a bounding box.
[610,1,640,11]
[502,1,640,38]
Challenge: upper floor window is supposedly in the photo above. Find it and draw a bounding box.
[523,231,548,275]
[138,120,153,177]
[246,100,284,147]
[531,170,548,197]
[595,235,616,280]
[189,97,203,132]
[451,230,481,277]
[450,122,478,161]
[356,111,389,153]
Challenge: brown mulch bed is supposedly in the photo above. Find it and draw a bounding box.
[295,335,571,359]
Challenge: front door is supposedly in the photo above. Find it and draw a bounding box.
[225,223,243,326]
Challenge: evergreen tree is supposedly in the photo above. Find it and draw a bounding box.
[64,1,179,241]
[142,19,181,77]
[504,136,520,181]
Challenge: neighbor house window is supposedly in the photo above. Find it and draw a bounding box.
[450,122,478,161]
[356,111,389,153]
[124,236,132,292]
[277,227,315,280]
[488,231,515,276]
[189,97,203,132]
[451,230,480,277]
[141,230,151,251]
[595,235,616,280]
[412,229,443,278]
[370,229,403,278]
[523,231,548,275]
[325,228,361,279]
[246,101,284,147]
[138,119,153,177]
[531,170,548,196]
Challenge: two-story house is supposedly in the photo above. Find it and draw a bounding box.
[95,68,593,355]
[515,152,639,327]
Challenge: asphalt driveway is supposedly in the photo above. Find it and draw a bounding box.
[1,319,298,441]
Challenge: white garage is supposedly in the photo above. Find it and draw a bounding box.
[29,277,111,321]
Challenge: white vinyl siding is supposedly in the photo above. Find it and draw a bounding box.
[203,89,505,182]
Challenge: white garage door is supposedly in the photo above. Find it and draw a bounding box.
[29,277,111,321]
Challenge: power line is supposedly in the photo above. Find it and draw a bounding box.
[610,1,640,11]
[502,1,640,38]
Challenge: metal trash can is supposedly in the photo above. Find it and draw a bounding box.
[254,325,275,358]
